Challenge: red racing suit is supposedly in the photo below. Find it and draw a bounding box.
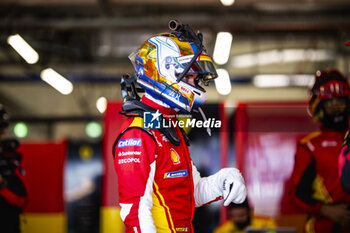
[113,97,224,233]
[290,127,350,233]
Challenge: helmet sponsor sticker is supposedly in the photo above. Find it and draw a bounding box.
[164,170,188,179]
[179,86,191,95]
[168,91,181,100]
[118,138,142,148]
[177,55,193,64]
[197,54,212,62]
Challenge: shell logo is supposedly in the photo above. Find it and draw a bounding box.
[170,148,180,165]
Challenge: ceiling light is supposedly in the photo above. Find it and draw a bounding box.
[253,74,314,88]
[7,34,39,64]
[232,49,334,68]
[40,68,73,95]
[215,69,232,95]
[96,97,107,114]
[220,0,235,6]
[86,122,102,138]
[253,75,290,87]
[292,75,314,87]
[213,32,233,65]
[14,122,28,138]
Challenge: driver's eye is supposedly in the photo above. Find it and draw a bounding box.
[185,73,197,79]
[183,74,197,86]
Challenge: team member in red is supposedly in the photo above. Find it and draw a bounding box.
[113,21,247,233]
[339,42,350,194]
[0,105,27,233]
[290,70,350,232]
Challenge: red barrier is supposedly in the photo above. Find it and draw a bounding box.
[234,102,319,217]
[18,141,66,213]
[102,102,124,207]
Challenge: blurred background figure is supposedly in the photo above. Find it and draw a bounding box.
[289,70,350,232]
[338,42,350,194]
[0,104,28,233]
[213,198,276,233]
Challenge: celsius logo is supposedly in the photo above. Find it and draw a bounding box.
[118,138,142,148]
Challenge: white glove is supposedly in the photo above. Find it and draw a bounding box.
[220,168,247,206]
[192,165,247,207]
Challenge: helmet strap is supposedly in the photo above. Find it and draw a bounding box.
[198,107,211,136]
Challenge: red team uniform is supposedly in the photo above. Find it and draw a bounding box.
[112,21,246,233]
[290,128,350,232]
[113,97,232,233]
[290,70,350,233]
[339,41,350,194]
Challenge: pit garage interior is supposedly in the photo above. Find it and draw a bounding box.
[1,0,350,233]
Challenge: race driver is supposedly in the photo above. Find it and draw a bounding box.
[112,20,247,233]
[289,69,350,232]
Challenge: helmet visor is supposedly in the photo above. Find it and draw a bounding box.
[316,80,350,99]
[176,54,218,85]
[194,60,218,85]
[128,51,137,69]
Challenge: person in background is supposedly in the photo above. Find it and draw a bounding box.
[0,104,27,233]
[338,42,350,194]
[112,20,247,233]
[289,70,350,232]
[213,198,276,233]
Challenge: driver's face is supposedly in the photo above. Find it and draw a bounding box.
[323,97,347,116]
[182,73,198,86]
[230,208,250,225]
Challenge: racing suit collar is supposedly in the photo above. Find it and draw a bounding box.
[141,96,177,120]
